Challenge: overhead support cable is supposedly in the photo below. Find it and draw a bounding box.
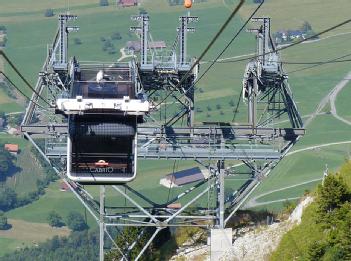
[215,18,351,65]
[153,0,246,111]
[162,17,351,112]
[0,50,51,106]
[0,71,48,111]
[288,53,351,74]
[192,0,265,87]
[218,54,351,65]
[161,0,264,126]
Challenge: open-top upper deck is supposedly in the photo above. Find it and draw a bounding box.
[56,62,149,115]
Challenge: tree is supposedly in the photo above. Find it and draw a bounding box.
[0,186,17,211]
[139,8,148,15]
[105,227,155,261]
[111,32,122,40]
[316,174,350,226]
[44,9,54,17]
[307,240,326,261]
[0,211,9,230]
[73,38,82,45]
[99,0,109,6]
[66,211,88,231]
[196,107,203,113]
[301,21,313,33]
[47,210,64,227]
[0,148,13,177]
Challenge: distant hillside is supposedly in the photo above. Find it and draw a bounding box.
[271,160,351,260]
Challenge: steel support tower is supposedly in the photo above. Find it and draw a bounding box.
[20,15,304,260]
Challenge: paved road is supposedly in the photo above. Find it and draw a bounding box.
[5,111,23,116]
[304,70,351,127]
[244,140,351,208]
[329,71,351,126]
[244,178,322,208]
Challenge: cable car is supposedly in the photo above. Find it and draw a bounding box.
[56,61,149,184]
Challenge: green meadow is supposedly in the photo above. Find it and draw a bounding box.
[0,0,350,256]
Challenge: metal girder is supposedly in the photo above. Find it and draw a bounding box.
[21,124,305,139]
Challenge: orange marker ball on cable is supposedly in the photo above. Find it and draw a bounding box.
[184,0,192,8]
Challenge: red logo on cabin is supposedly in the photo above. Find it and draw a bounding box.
[95,160,109,167]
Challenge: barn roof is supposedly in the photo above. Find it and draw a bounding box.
[166,167,205,186]
[4,144,19,153]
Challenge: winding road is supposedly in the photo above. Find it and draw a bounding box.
[243,69,351,208]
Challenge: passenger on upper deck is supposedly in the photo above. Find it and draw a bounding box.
[96,70,112,83]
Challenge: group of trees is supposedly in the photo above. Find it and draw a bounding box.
[0,230,99,261]
[307,173,351,260]
[0,147,14,180]
[0,146,59,212]
[47,210,88,231]
[101,31,123,55]
[105,226,172,261]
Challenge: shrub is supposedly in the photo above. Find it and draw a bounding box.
[0,212,9,230]
[73,38,82,45]
[0,186,17,211]
[99,0,109,6]
[47,211,64,227]
[44,9,54,17]
[111,32,122,40]
[66,211,88,231]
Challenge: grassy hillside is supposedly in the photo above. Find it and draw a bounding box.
[240,0,351,35]
[336,81,351,122]
[271,160,351,260]
[0,0,351,257]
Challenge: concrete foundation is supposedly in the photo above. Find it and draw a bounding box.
[210,228,232,260]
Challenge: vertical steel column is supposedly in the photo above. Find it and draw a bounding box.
[262,18,270,66]
[100,185,105,261]
[248,78,257,129]
[219,161,225,229]
[58,15,66,65]
[179,17,187,66]
[141,15,149,66]
[216,160,225,228]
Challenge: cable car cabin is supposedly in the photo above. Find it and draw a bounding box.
[67,115,137,184]
[56,63,149,184]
